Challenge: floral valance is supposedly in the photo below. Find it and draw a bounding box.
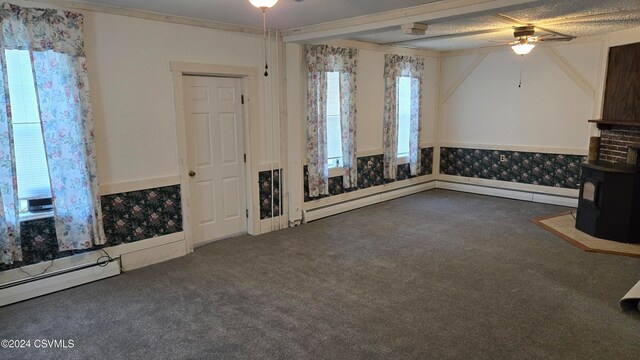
[306,44,358,73]
[384,54,424,79]
[1,2,85,57]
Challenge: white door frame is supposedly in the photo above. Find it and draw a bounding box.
[171,62,261,253]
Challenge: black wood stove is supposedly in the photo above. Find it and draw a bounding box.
[576,161,640,243]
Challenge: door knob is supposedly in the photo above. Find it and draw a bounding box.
[188,171,196,177]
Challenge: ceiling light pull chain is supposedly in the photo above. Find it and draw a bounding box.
[263,10,269,77]
[249,0,278,76]
[518,55,525,88]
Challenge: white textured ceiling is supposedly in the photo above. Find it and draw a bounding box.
[75,0,640,51]
[76,0,442,29]
[349,0,640,51]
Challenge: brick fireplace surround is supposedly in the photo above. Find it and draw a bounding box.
[599,125,640,163]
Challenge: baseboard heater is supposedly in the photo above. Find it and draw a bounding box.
[435,180,579,208]
[303,181,435,222]
[0,259,120,307]
[302,179,580,223]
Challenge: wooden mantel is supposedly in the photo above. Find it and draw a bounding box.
[589,119,640,130]
[601,42,640,122]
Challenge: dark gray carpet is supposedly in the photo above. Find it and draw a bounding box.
[1,189,639,359]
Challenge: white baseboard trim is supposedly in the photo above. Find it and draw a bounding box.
[0,260,120,307]
[120,240,186,271]
[436,181,578,208]
[260,215,288,234]
[303,181,436,222]
[0,232,186,306]
[108,232,185,258]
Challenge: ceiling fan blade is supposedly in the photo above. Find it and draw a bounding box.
[479,43,516,51]
[537,36,576,42]
[488,40,516,44]
[533,25,572,38]
[533,33,575,42]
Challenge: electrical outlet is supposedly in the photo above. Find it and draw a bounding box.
[500,155,507,162]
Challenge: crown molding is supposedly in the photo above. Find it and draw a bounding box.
[25,0,263,36]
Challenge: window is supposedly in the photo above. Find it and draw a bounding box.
[396,76,412,158]
[5,49,52,212]
[306,44,358,197]
[326,71,342,168]
[382,54,423,180]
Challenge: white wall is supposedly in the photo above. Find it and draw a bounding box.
[17,0,278,186]
[82,13,271,185]
[355,49,438,153]
[439,41,604,151]
[353,49,385,153]
[608,26,640,47]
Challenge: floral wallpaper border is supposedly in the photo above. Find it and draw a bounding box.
[304,147,434,202]
[439,147,585,189]
[101,185,183,245]
[0,185,183,272]
[259,169,283,220]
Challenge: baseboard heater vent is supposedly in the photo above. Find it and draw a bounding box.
[435,181,579,207]
[303,182,435,222]
[0,259,120,307]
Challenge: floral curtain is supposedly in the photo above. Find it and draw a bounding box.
[306,69,329,197]
[0,57,20,264]
[0,3,105,258]
[306,45,358,197]
[383,54,424,179]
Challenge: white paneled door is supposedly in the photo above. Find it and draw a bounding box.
[183,76,247,246]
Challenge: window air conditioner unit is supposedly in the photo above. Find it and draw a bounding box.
[27,198,53,212]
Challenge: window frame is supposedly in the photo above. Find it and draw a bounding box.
[4,49,54,221]
[396,75,413,162]
[326,71,343,170]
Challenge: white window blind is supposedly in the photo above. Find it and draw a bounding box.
[326,71,343,168]
[5,49,52,200]
[397,76,411,157]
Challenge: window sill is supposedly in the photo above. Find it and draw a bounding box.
[328,166,344,177]
[19,210,54,223]
[397,155,409,165]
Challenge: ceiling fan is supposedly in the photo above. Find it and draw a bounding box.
[499,25,575,55]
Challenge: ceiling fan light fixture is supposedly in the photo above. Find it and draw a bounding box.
[249,0,279,77]
[249,0,278,10]
[512,43,535,55]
